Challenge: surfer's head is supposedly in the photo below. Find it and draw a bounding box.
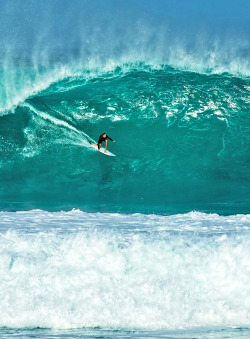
[102,133,107,138]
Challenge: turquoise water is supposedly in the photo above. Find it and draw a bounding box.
[1,65,249,214]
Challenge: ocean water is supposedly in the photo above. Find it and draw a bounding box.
[0,1,250,338]
[1,65,249,214]
[1,210,250,338]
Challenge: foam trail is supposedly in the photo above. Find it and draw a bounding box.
[22,103,95,150]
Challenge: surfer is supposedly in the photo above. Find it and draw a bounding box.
[96,133,116,152]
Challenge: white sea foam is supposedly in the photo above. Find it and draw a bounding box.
[0,210,250,330]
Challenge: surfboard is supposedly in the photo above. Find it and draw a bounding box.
[89,142,116,157]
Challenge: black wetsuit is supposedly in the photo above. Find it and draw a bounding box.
[98,134,113,149]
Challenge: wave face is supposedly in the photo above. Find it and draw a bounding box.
[0,65,249,214]
[1,210,250,330]
[1,0,249,215]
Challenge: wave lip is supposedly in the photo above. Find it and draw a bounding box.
[0,50,249,118]
[1,210,250,330]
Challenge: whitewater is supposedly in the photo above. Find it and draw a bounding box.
[1,210,250,337]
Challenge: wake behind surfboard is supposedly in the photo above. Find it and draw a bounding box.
[88,141,116,157]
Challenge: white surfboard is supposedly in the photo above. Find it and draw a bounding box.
[90,143,116,157]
